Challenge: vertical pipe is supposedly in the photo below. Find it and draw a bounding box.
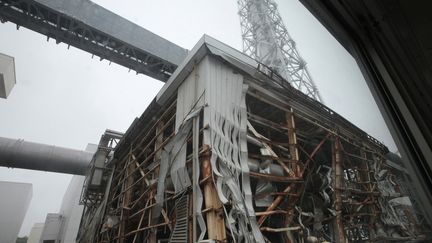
[333,137,346,242]
[201,145,226,241]
[191,117,198,243]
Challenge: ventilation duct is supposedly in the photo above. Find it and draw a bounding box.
[0,136,93,175]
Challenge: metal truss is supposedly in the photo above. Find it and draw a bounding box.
[79,129,122,210]
[0,0,186,82]
[77,130,122,242]
[238,0,323,102]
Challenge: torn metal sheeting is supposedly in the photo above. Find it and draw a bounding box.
[77,35,426,243]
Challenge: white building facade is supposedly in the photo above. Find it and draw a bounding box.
[37,176,85,243]
[27,223,44,243]
[0,181,32,243]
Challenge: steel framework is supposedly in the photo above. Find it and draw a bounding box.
[0,0,187,82]
[75,37,425,242]
[238,0,323,102]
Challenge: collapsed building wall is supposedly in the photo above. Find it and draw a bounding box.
[78,36,426,243]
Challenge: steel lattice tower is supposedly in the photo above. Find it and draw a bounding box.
[238,0,323,102]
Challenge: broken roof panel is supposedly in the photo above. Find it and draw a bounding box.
[155,35,386,151]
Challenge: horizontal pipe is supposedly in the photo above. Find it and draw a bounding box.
[260,226,301,232]
[0,136,94,175]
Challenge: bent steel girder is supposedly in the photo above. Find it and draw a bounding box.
[0,0,188,82]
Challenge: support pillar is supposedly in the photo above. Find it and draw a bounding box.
[359,147,377,235]
[148,122,164,243]
[120,154,135,242]
[332,137,346,242]
[279,133,330,243]
[201,145,226,241]
[286,110,299,177]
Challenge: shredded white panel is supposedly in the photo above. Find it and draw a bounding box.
[203,56,265,242]
[175,63,206,132]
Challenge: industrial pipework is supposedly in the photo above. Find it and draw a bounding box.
[0,136,93,175]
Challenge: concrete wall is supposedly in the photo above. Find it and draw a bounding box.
[36,175,85,243]
[0,53,16,99]
[40,213,62,242]
[58,175,85,243]
[27,223,44,243]
[0,181,32,243]
[38,144,93,242]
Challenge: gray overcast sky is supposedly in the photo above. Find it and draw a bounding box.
[0,0,396,236]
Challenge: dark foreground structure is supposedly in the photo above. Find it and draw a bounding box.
[300,0,432,228]
[77,36,426,243]
[1,0,430,241]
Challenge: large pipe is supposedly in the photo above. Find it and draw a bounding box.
[0,136,94,175]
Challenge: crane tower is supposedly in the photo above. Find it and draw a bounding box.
[238,0,323,102]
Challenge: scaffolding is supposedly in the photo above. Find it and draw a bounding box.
[78,36,425,243]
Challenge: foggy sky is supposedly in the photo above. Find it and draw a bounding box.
[0,0,396,236]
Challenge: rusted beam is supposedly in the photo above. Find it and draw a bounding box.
[132,200,150,243]
[332,137,346,242]
[286,110,300,176]
[249,171,303,183]
[132,101,176,157]
[123,222,172,237]
[285,133,332,243]
[300,132,332,176]
[129,195,176,220]
[148,121,164,243]
[112,103,176,183]
[255,210,287,216]
[260,226,302,232]
[248,113,288,132]
[257,185,294,225]
[201,145,226,241]
[112,132,174,189]
[257,132,331,227]
[358,145,378,235]
[120,153,136,242]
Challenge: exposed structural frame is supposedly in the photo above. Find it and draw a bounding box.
[77,36,425,243]
[299,0,432,227]
[0,0,188,82]
[237,0,323,102]
[78,129,123,242]
[80,129,123,210]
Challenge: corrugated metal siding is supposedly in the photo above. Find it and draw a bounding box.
[203,56,244,145]
[175,57,207,130]
[200,55,264,241]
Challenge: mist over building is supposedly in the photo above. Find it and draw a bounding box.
[0,0,430,242]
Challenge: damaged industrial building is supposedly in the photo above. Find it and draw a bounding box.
[76,36,425,243]
[1,0,431,242]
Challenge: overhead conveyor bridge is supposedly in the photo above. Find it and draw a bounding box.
[0,0,188,81]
